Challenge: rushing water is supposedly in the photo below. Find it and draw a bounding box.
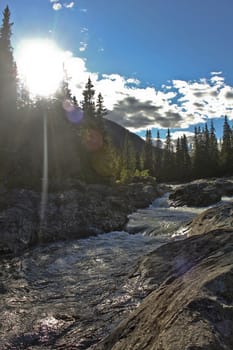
[0,193,222,349]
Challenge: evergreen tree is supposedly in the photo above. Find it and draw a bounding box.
[221,116,233,174]
[165,128,172,152]
[72,95,78,106]
[155,130,162,149]
[95,92,107,138]
[209,120,219,175]
[142,129,154,175]
[154,130,162,179]
[18,80,31,108]
[0,6,17,110]
[181,134,191,180]
[192,126,209,178]
[120,131,136,181]
[96,93,107,120]
[161,128,175,181]
[82,77,95,121]
[175,137,182,180]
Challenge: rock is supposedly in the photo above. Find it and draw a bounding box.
[169,181,222,207]
[185,202,233,237]
[94,203,233,350]
[0,181,160,255]
[95,227,233,350]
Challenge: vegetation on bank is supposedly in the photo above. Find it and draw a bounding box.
[0,6,232,190]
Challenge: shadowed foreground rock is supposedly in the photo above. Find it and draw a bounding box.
[0,182,160,255]
[95,215,233,349]
[169,181,222,207]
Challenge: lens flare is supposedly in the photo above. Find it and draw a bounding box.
[62,99,84,123]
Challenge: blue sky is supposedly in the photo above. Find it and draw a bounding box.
[1,0,233,139]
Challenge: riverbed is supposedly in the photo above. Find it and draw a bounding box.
[0,193,224,349]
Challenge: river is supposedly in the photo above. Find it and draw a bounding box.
[0,193,226,349]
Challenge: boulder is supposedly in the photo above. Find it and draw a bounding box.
[0,182,160,255]
[185,202,233,237]
[169,181,222,207]
[95,228,233,350]
[95,203,233,350]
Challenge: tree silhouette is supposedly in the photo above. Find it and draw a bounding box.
[221,116,233,174]
[82,77,95,122]
[0,6,17,111]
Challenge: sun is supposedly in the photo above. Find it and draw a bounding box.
[16,39,65,97]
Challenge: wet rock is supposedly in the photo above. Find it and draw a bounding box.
[169,181,222,207]
[185,202,233,236]
[95,227,233,350]
[0,182,160,255]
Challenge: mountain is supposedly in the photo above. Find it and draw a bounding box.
[104,118,145,152]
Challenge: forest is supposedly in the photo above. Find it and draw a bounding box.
[0,6,233,189]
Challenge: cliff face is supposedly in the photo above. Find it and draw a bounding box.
[95,204,233,350]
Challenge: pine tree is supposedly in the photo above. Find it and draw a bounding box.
[0,6,17,110]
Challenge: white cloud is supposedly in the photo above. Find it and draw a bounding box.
[79,42,88,52]
[50,0,74,10]
[53,3,62,10]
[64,2,74,8]
[211,71,222,75]
[62,52,233,131]
[81,27,88,33]
[171,131,195,140]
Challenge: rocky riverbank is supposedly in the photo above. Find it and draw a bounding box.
[169,177,233,207]
[95,202,233,350]
[0,181,161,255]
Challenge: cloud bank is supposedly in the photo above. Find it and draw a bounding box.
[62,53,233,132]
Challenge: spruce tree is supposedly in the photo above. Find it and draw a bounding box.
[221,116,233,174]
[181,134,191,180]
[96,93,107,120]
[82,77,95,122]
[209,120,219,176]
[0,6,17,110]
[175,137,182,180]
[120,131,136,181]
[142,129,154,175]
[161,128,175,181]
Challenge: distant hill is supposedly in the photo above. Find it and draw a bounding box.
[104,118,145,152]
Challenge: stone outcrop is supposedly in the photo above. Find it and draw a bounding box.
[185,202,233,237]
[95,204,233,350]
[0,182,160,255]
[168,179,229,207]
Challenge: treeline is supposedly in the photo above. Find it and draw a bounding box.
[134,116,233,182]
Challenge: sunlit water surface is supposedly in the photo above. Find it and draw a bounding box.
[0,193,231,349]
